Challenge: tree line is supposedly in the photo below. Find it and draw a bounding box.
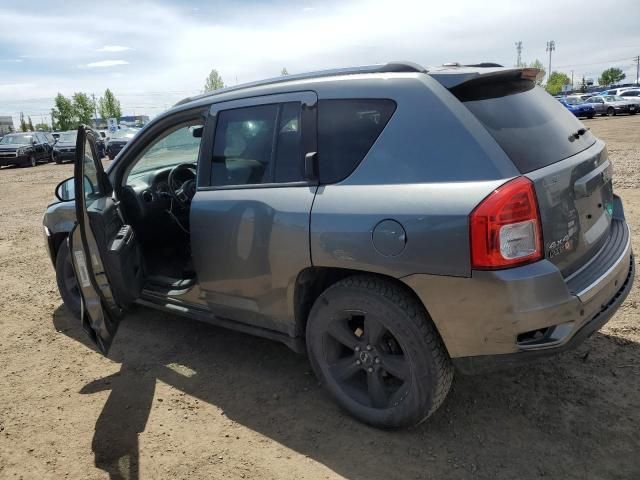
[521,59,629,95]
[42,89,122,131]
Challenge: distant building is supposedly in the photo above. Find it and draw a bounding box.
[91,115,150,129]
[0,116,14,136]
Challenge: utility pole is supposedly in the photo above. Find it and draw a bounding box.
[515,41,523,67]
[92,93,98,126]
[546,40,555,84]
[571,70,574,87]
[634,55,640,86]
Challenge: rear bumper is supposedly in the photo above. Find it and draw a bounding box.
[451,255,634,374]
[402,215,634,373]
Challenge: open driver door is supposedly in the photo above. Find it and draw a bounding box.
[68,125,144,354]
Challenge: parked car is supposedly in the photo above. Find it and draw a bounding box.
[619,89,640,99]
[0,131,55,167]
[584,95,639,116]
[601,87,636,96]
[105,128,137,159]
[566,94,595,102]
[558,97,596,118]
[43,62,634,428]
[53,130,77,164]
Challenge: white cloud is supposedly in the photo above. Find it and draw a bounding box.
[86,60,130,68]
[97,45,131,52]
[0,0,639,121]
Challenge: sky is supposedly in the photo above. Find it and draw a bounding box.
[1,0,639,126]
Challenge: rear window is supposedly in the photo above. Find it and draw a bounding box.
[318,99,396,183]
[456,81,595,173]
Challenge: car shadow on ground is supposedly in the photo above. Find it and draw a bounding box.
[52,303,640,480]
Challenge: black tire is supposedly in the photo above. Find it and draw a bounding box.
[630,110,637,115]
[55,240,81,318]
[54,153,62,164]
[23,154,37,168]
[306,275,453,428]
[607,107,615,116]
[587,113,595,119]
[48,150,55,163]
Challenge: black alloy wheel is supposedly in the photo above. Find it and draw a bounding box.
[306,275,453,428]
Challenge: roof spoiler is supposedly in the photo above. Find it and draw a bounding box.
[429,66,541,89]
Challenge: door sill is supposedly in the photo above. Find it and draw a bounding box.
[136,291,306,354]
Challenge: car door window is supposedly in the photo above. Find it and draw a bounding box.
[211,102,303,186]
[129,124,202,176]
[82,139,101,200]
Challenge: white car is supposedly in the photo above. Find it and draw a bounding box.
[619,89,640,99]
[601,87,637,96]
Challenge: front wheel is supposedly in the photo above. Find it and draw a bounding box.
[24,154,37,167]
[55,241,81,318]
[607,107,615,116]
[306,275,453,428]
[587,113,595,119]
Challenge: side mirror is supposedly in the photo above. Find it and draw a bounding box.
[55,177,75,202]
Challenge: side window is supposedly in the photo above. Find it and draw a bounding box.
[211,102,303,186]
[317,99,396,184]
[129,124,202,176]
[83,139,101,200]
[35,132,46,143]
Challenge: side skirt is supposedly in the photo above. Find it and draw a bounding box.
[136,290,306,354]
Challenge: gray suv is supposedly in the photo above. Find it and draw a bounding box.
[43,62,634,428]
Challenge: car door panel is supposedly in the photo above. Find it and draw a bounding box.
[69,125,144,354]
[191,92,318,337]
[191,187,316,335]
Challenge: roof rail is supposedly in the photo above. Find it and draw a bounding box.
[175,61,427,106]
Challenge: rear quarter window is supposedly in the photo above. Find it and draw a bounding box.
[458,82,596,173]
[318,99,396,183]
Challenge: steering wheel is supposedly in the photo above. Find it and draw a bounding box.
[168,163,197,208]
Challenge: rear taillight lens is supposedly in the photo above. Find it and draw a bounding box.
[470,177,543,269]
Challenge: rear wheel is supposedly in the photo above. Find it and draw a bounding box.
[55,241,81,318]
[306,275,453,428]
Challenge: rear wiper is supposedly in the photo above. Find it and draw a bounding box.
[568,127,589,142]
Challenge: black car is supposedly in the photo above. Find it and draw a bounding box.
[105,128,137,159]
[53,130,77,164]
[0,131,55,168]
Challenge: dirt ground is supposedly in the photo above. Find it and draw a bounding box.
[0,115,639,480]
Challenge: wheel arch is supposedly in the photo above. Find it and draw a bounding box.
[293,267,448,354]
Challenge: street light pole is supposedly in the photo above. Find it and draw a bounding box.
[546,40,555,84]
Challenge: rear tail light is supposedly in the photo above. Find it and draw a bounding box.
[470,177,543,269]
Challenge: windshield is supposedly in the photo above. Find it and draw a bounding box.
[613,96,626,101]
[0,134,33,144]
[58,132,77,143]
[110,129,137,140]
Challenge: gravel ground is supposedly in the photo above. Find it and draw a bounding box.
[0,115,639,480]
